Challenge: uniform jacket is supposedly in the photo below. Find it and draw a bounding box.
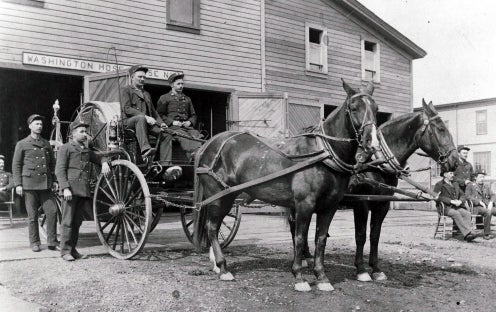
[55,140,106,198]
[0,169,14,190]
[12,135,56,190]
[453,158,474,186]
[120,85,164,125]
[156,91,197,126]
[465,182,495,206]
[434,179,467,214]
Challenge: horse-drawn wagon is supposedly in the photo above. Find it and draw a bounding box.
[39,77,458,292]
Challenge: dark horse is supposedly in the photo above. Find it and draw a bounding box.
[345,99,458,282]
[193,80,379,292]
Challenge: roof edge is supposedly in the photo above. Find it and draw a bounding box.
[336,0,427,59]
[413,97,496,111]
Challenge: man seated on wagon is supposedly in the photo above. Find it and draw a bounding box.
[121,65,168,159]
[156,73,203,164]
[434,169,477,242]
[465,169,496,240]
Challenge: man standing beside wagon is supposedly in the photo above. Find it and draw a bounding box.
[55,119,110,261]
[12,114,59,252]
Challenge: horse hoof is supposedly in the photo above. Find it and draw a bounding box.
[302,259,308,268]
[220,272,235,281]
[372,272,387,281]
[317,282,334,292]
[212,265,220,274]
[357,272,372,282]
[294,282,311,292]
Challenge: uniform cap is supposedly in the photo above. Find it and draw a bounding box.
[27,114,45,125]
[70,119,89,131]
[457,145,470,152]
[475,169,486,176]
[128,65,148,76]
[168,72,184,84]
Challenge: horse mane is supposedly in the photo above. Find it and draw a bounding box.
[378,111,420,131]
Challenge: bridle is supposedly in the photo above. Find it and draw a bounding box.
[414,111,455,165]
[344,92,377,146]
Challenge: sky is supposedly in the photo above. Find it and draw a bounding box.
[357,0,496,107]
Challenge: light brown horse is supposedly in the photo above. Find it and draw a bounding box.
[193,80,380,292]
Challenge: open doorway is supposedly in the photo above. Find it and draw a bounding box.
[0,68,83,169]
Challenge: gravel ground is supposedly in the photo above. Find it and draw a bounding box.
[1,211,496,311]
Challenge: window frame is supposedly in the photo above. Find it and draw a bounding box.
[475,109,487,135]
[166,0,201,34]
[473,151,491,174]
[305,22,328,76]
[361,39,381,83]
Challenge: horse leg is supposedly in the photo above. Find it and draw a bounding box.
[292,208,313,292]
[354,204,372,282]
[288,210,311,268]
[313,209,336,291]
[369,202,389,281]
[206,199,235,281]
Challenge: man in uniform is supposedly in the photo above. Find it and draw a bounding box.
[121,65,168,159]
[0,155,14,202]
[453,145,474,192]
[434,169,477,242]
[12,114,58,252]
[465,170,496,240]
[157,73,202,164]
[55,119,110,261]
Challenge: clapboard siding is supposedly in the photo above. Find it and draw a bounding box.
[265,0,412,113]
[0,0,262,92]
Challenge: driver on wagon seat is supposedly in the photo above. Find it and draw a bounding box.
[120,65,168,160]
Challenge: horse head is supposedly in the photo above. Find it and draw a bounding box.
[342,79,380,159]
[416,99,458,171]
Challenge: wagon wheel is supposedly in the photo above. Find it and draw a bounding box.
[38,194,62,241]
[93,159,152,259]
[180,203,242,249]
[149,206,163,232]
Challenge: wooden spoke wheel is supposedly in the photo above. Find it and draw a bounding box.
[149,206,163,233]
[180,203,242,250]
[93,159,152,259]
[38,194,62,240]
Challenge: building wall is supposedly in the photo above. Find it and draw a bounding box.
[437,99,496,178]
[0,0,263,92]
[264,0,413,114]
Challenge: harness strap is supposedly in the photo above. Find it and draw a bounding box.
[195,152,331,209]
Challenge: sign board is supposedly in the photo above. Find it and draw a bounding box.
[22,52,180,81]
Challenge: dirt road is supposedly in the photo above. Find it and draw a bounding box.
[1,210,495,311]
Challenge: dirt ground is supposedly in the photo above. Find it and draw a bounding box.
[1,210,496,312]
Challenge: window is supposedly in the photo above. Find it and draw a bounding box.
[361,40,380,83]
[166,0,200,34]
[476,110,487,135]
[473,151,491,174]
[305,23,328,75]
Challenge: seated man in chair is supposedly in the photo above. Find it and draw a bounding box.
[465,170,496,240]
[0,155,14,202]
[121,65,168,159]
[157,73,203,164]
[434,169,477,242]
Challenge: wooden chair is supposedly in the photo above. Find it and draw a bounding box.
[0,188,15,226]
[466,200,485,230]
[434,202,453,239]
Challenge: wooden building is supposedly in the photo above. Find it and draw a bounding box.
[0,0,425,166]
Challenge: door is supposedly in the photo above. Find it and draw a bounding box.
[229,93,288,138]
[83,71,129,103]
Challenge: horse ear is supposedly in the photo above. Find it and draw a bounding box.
[364,81,374,95]
[428,101,438,114]
[342,78,356,96]
[422,98,428,108]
